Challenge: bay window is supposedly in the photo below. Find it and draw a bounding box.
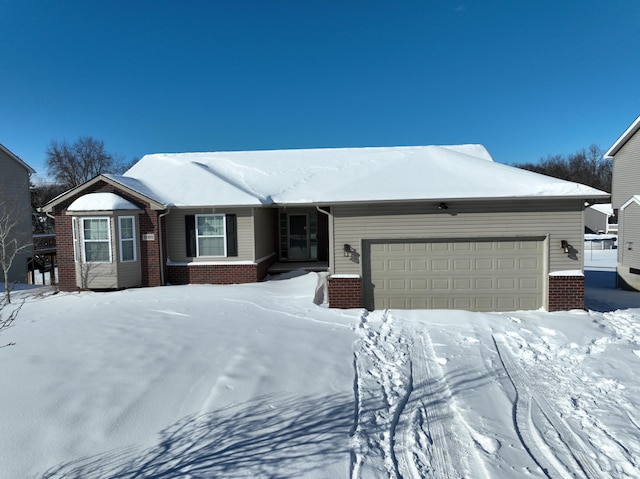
[82,217,111,262]
[119,216,136,262]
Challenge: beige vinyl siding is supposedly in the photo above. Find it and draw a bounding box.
[612,132,640,209]
[332,199,584,277]
[254,207,275,259]
[75,217,117,289]
[618,201,640,290]
[71,212,143,289]
[165,208,254,262]
[0,152,33,283]
[115,213,141,288]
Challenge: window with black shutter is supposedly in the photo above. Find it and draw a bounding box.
[185,213,238,257]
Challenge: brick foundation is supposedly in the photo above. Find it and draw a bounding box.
[167,256,276,285]
[548,275,584,311]
[328,275,362,309]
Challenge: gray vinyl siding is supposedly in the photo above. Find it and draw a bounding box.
[332,199,584,276]
[0,152,33,283]
[254,207,275,259]
[618,201,640,290]
[612,131,640,209]
[584,208,608,233]
[165,208,254,262]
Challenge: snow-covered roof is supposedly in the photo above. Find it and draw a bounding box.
[116,145,608,207]
[67,192,141,211]
[588,203,613,216]
[604,115,640,158]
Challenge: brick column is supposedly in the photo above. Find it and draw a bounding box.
[328,275,362,309]
[548,274,584,311]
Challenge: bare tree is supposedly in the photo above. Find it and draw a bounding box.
[514,144,612,193]
[45,136,133,189]
[0,296,22,348]
[0,187,33,303]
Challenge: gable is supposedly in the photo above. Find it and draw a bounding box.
[610,125,640,209]
[0,143,35,175]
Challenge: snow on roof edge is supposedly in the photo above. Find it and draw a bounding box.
[604,115,640,158]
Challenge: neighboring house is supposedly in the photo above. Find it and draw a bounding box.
[605,115,640,291]
[43,145,608,312]
[0,143,35,284]
[585,203,617,234]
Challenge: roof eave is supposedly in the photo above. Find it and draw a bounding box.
[42,175,168,212]
[604,115,640,158]
[0,143,36,174]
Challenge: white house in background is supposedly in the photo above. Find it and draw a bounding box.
[585,203,617,234]
[44,144,608,312]
[605,115,640,290]
[0,143,35,284]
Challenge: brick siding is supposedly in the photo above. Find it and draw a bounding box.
[548,275,584,311]
[327,276,362,309]
[54,180,162,291]
[167,255,276,285]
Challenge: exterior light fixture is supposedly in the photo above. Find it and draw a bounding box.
[344,244,352,256]
[561,240,569,253]
[627,242,634,251]
[438,202,448,210]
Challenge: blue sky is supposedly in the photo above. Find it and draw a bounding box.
[1,1,639,182]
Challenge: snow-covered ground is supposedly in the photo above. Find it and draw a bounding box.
[2,250,640,478]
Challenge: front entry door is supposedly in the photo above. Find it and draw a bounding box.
[288,214,309,260]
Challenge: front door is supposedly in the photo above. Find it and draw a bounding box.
[288,214,309,260]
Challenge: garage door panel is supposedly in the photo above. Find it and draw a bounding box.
[389,260,407,271]
[410,259,427,270]
[475,278,493,289]
[431,259,449,270]
[497,278,516,290]
[475,258,493,270]
[365,238,544,312]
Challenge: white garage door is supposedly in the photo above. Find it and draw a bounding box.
[363,238,545,312]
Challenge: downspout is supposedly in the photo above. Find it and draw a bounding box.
[316,206,334,274]
[158,209,170,286]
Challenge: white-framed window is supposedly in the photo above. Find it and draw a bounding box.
[118,216,136,262]
[196,214,226,257]
[82,217,112,263]
[72,217,79,262]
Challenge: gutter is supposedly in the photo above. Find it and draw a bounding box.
[316,206,334,274]
[158,209,170,286]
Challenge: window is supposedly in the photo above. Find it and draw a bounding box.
[119,216,136,262]
[82,218,111,262]
[185,214,237,258]
[72,217,79,262]
[196,214,226,256]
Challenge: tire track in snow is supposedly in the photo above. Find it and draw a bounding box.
[395,332,458,479]
[351,312,489,479]
[493,334,600,479]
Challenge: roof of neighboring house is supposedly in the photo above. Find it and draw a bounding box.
[117,144,607,207]
[604,115,640,158]
[588,203,613,216]
[0,143,36,174]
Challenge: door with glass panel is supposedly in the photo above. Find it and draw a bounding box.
[288,214,309,260]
